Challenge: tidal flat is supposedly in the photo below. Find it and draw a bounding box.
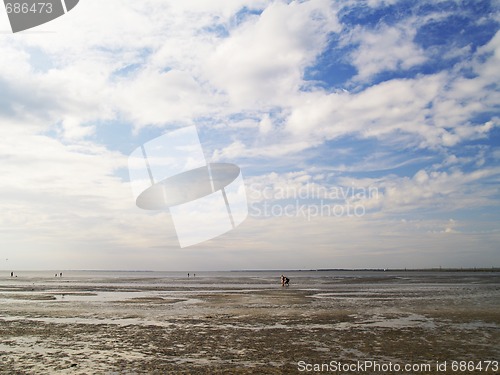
[0,270,499,374]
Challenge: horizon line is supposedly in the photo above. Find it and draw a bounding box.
[2,267,500,273]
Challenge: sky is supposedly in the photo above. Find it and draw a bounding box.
[0,0,499,271]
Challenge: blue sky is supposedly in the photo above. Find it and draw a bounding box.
[0,0,499,271]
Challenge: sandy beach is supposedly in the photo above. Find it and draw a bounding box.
[0,270,499,374]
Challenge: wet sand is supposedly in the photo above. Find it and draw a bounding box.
[0,271,499,374]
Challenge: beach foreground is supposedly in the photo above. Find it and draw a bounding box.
[0,271,499,374]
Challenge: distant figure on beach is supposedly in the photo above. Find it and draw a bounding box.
[60,272,63,277]
[10,271,13,277]
[187,273,190,278]
[280,275,290,286]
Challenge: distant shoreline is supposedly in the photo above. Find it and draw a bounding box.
[2,268,499,273]
[232,267,500,273]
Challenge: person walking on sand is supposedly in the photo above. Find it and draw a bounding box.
[281,274,290,286]
[10,271,13,277]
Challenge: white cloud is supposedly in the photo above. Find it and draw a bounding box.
[348,23,427,81]
[258,114,273,135]
[113,69,221,128]
[206,0,340,107]
[285,74,446,147]
[0,124,161,254]
[0,0,272,134]
[432,31,500,134]
[0,47,115,138]
[365,0,399,7]
[4,0,494,151]
[282,36,499,152]
[377,167,500,213]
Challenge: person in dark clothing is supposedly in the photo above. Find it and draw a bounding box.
[280,275,290,286]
